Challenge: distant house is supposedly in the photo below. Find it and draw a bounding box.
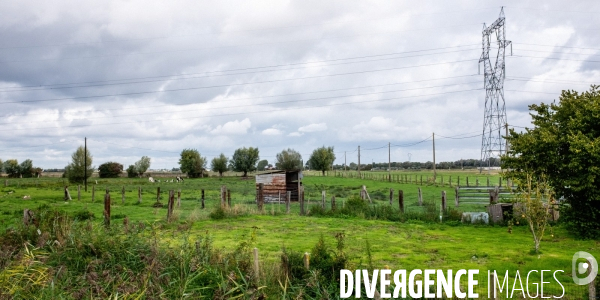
[255,170,303,203]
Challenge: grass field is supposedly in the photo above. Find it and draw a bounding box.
[0,172,597,299]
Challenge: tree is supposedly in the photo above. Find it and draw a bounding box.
[134,156,151,177]
[257,159,269,171]
[179,149,206,178]
[275,148,303,171]
[502,86,600,239]
[307,146,336,176]
[126,165,137,178]
[514,174,554,253]
[64,146,93,183]
[98,162,124,178]
[230,147,260,177]
[211,153,229,177]
[19,159,33,178]
[3,159,20,178]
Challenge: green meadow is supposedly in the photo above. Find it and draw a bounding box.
[0,172,596,299]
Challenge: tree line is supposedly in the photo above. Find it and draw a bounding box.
[51,145,337,183]
[0,159,42,178]
[332,158,500,171]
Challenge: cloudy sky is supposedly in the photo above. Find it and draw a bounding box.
[0,0,599,169]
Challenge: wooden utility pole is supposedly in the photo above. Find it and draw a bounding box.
[432,132,436,180]
[357,146,361,176]
[84,137,87,192]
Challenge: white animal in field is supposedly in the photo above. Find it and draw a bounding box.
[148,177,155,183]
[176,176,184,182]
[157,179,161,183]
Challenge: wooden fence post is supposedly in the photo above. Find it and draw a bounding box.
[487,177,490,186]
[23,209,33,226]
[455,186,459,207]
[156,187,161,203]
[201,189,205,209]
[286,191,291,214]
[138,186,142,204]
[499,177,502,187]
[476,178,479,186]
[299,186,305,215]
[227,189,231,207]
[457,176,460,187]
[489,271,499,300]
[360,185,366,200]
[64,186,72,201]
[104,189,111,227]
[77,185,81,201]
[418,188,422,206]
[220,186,225,208]
[420,175,423,185]
[121,186,125,204]
[92,185,95,202]
[331,195,336,210]
[441,191,447,211]
[399,190,404,213]
[321,190,326,209]
[466,177,469,187]
[257,183,264,212]
[167,190,175,222]
[304,253,310,270]
[389,188,394,206]
[253,248,260,283]
[177,189,181,208]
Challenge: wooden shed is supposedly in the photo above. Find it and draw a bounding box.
[255,170,303,203]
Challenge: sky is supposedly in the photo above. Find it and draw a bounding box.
[0,0,599,169]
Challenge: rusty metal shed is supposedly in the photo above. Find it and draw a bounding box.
[255,170,302,203]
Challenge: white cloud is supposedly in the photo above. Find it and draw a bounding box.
[0,1,595,168]
[298,123,327,133]
[261,128,283,135]
[210,118,251,135]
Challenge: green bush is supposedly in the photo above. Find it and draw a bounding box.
[73,209,94,221]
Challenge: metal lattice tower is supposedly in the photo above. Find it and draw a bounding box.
[479,7,511,173]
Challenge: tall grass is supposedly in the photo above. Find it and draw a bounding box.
[0,206,350,299]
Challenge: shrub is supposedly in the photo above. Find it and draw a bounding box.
[98,162,123,178]
[73,209,94,221]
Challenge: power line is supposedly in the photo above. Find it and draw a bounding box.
[0,59,479,104]
[510,54,600,64]
[0,24,481,64]
[437,133,482,140]
[391,135,433,147]
[0,88,482,132]
[507,77,600,85]
[0,46,479,92]
[514,42,600,51]
[0,81,481,126]
[0,74,479,119]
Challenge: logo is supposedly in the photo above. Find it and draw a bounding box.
[572,251,597,285]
